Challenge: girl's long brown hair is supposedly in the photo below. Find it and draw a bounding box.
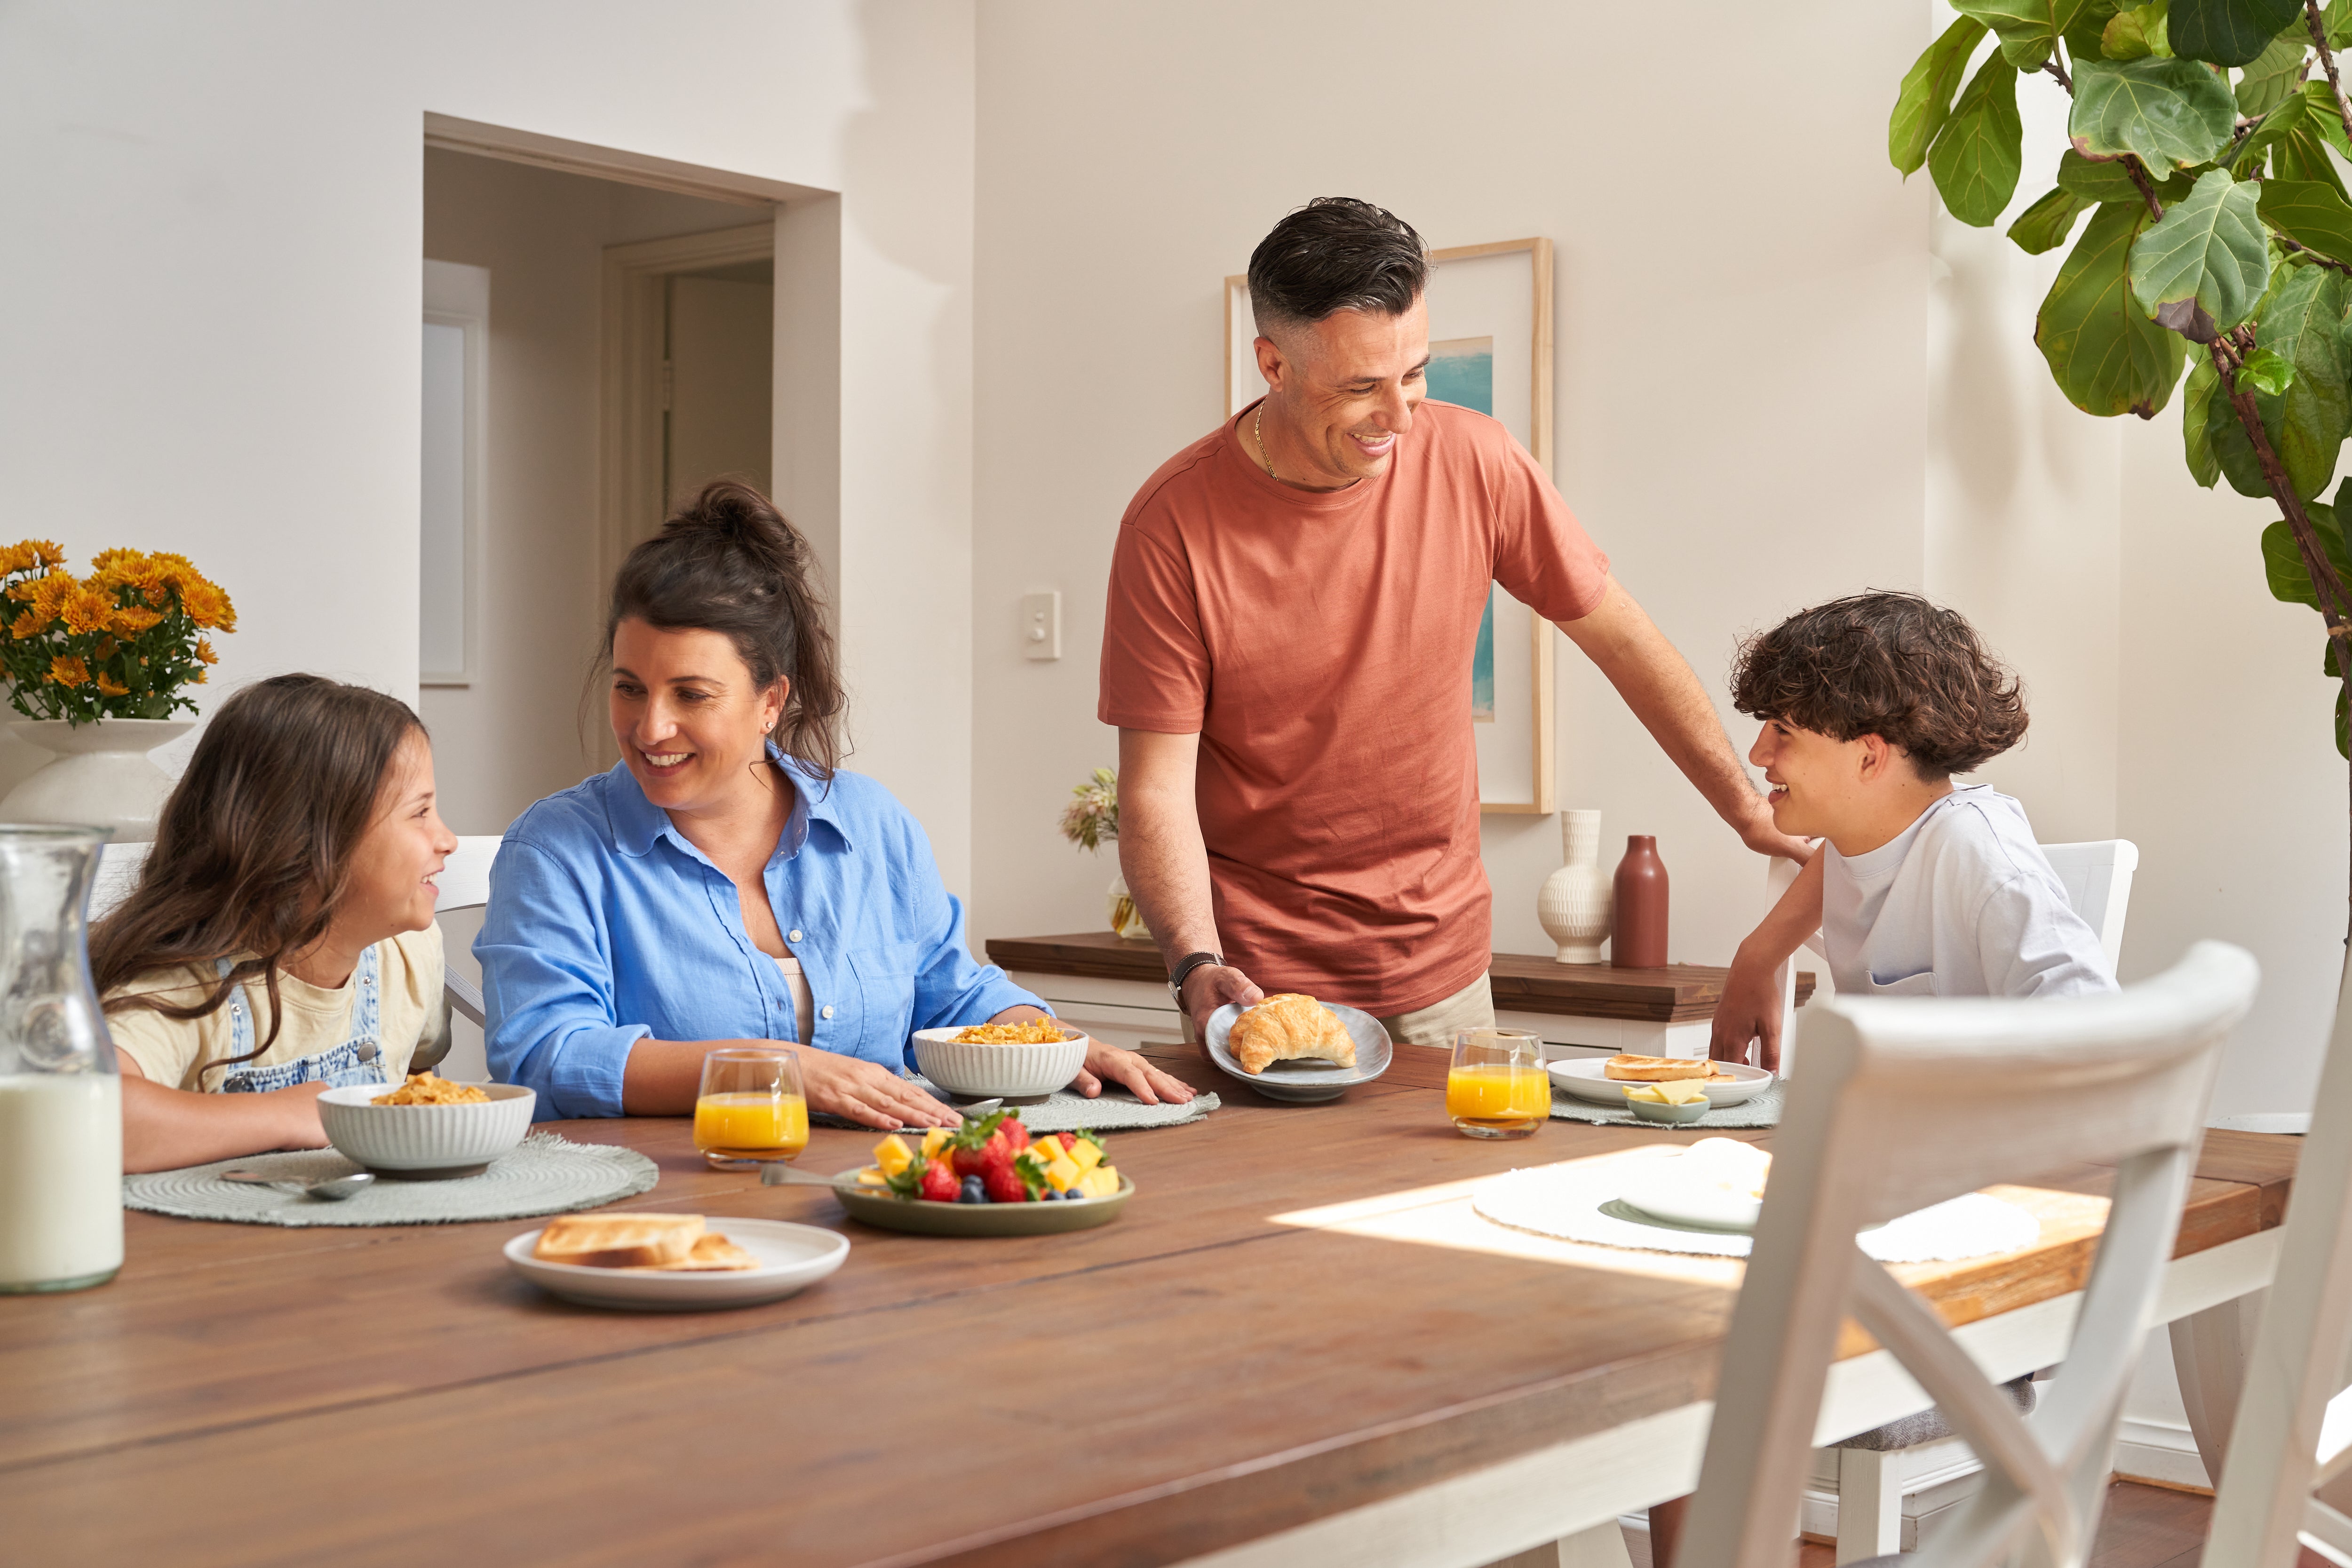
[92,674,425,1076]
[597,479,846,782]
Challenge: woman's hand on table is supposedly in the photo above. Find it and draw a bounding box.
[1072,1040,1195,1106]
[794,1049,961,1131]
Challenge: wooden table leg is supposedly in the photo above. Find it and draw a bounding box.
[2169,1288,2265,1487]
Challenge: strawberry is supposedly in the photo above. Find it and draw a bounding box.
[950,1130,1005,1176]
[1000,1117,1031,1152]
[917,1159,959,1202]
[982,1162,1030,1203]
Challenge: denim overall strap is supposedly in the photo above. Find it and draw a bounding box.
[214,945,389,1094]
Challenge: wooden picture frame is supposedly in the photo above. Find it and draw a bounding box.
[1224,237,1556,813]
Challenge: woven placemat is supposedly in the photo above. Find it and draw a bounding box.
[1549,1079,1786,1129]
[1472,1153,2040,1262]
[124,1133,659,1227]
[815,1079,1219,1135]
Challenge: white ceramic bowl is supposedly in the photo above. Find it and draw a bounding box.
[316,1081,535,1178]
[911,1026,1089,1098]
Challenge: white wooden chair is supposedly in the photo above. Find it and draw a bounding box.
[1681,940,2259,1568]
[2200,957,2352,1567]
[1766,839,2138,1078]
[88,834,501,1065]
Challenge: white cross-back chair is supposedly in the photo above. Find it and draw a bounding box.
[2201,958,2352,1567]
[1682,940,2259,1568]
[88,834,501,1068]
[1765,839,2138,1076]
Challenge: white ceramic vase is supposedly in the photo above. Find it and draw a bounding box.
[0,718,193,844]
[1106,866,1152,942]
[1536,809,1612,964]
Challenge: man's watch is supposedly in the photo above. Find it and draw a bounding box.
[1167,951,1225,1008]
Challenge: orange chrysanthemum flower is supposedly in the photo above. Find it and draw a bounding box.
[48,655,87,689]
[59,588,112,636]
[110,605,163,636]
[9,610,43,641]
[193,638,218,666]
[95,674,128,698]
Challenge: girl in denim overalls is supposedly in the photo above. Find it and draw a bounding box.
[93,676,460,1174]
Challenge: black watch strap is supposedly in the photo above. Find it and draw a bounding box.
[1168,950,1225,1006]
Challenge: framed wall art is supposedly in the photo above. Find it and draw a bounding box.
[1224,236,1557,813]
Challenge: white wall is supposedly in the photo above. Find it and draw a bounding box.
[0,0,978,885]
[969,1,1930,971]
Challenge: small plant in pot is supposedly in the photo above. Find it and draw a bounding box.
[0,542,235,841]
[1060,766,1150,940]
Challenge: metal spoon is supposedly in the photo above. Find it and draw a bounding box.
[760,1164,856,1190]
[220,1169,374,1201]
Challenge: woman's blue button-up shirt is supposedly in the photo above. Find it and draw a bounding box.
[476,754,1041,1119]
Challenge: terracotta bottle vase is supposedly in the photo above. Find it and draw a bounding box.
[1611,835,1669,969]
[1536,810,1612,963]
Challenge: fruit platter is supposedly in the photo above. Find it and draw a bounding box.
[796,1110,1133,1236]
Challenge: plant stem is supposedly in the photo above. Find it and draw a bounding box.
[2216,335,2352,937]
[2309,0,2352,148]
[2122,155,2165,222]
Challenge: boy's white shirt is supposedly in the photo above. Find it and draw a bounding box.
[1821,783,2117,999]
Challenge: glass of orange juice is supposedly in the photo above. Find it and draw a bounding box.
[694,1048,810,1169]
[1446,1028,1549,1138]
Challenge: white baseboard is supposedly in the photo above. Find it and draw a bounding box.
[2113,1417,2211,1491]
[2208,1111,2311,1135]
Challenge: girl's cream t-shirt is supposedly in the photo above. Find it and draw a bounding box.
[105,925,446,1091]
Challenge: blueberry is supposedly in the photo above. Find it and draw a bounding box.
[959,1176,986,1205]
[1039,1187,1062,1201]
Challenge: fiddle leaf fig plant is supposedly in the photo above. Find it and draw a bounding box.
[1895,0,2352,925]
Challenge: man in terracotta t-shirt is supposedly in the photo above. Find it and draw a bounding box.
[1101,199,1803,1046]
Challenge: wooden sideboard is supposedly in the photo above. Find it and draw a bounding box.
[985,931,1815,1060]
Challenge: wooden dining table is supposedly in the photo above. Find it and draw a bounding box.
[0,1045,2296,1568]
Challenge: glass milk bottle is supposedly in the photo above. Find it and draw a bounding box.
[0,826,122,1293]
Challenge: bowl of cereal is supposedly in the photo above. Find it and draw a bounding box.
[316,1073,536,1179]
[911,1020,1090,1101]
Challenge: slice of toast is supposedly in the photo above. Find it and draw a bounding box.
[1602,1053,1715,1082]
[636,1232,762,1274]
[533,1212,705,1269]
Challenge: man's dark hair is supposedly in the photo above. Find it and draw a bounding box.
[1730,591,2028,780]
[1247,198,1428,335]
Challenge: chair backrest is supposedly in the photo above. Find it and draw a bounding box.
[2201,959,2352,1567]
[1683,941,2259,1568]
[2038,840,2139,970]
[1764,837,2141,1072]
[435,835,501,914]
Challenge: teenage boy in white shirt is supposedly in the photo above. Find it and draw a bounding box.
[1709,589,2116,1071]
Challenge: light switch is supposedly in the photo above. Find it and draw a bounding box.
[1020,590,1061,661]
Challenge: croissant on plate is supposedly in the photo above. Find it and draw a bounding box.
[1229,994,1357,1075]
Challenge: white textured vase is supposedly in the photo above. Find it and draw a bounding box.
[0,719,193,844]
[1106,867,1152,941]
[1536,809,1612,963]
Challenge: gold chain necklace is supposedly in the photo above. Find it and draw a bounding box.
[1254,402,1277,481]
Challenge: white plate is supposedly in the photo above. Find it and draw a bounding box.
[1549,1058,1772,1108]
[503,1217,849,1311]
[1616,1172,1763,1233]
[1204,1000,1392,1103]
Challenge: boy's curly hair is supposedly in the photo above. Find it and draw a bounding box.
[1730,591,2027,780]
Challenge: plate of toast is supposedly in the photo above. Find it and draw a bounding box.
[1549,1053,1774,1108]
[1204,994,1391,1103]
[504,1211,849,1310]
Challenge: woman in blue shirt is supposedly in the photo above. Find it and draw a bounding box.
[478,481,1192,1127]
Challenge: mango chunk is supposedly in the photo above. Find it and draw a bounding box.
[918,1127,954,1162]
[1043,1155,1082,1192]
[873,1134,914,1177]
[1067,1138,1104,1174]
[1077,1166,1120,1199]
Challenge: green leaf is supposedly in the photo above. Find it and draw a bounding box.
[2234,23,2312,113]
[2210,374,2273,492]
[2262,501,2352,603]
[2071,56,2241,166]
[2239,344,2301,392]
[2276,119,2352,199]
[2011,186,2093,251]
[2299,79,2352,158]
[2258,176,2352,263]
[2055,146,2197,203]
[2037,201,2193,414]
[2230,81,2309,171]
[2071,0,2130,56]
[2334,683,2346,758]
[2252,264,2352,496]
[2171,0,2306,64]
[2185,353,2224,482]
[1892,17,1993,175]
[2129,168,2269,336]
[2105,0,2174,56]
[1931,55,2026,225]
[1955,0,2093,68]
[2329,0,2352,48]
